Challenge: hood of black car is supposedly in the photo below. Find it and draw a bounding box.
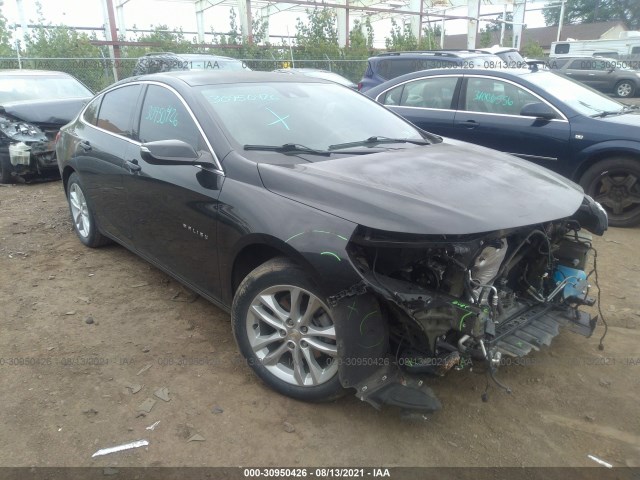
[258,140,585,235]
[0,98,90,126]
[597,111,640,127]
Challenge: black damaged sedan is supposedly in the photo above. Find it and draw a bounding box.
[1,70,92,183]
[56,71,608,412]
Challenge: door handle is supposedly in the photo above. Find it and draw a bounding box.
[459,120,478,129]
[125,159,141,173]
[79,140,91,151]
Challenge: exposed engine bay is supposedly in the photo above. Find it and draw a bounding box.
[339,197,607,411]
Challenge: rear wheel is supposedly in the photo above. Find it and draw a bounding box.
[614,80,635,98]
[232,258,343,402]
[579,157,640,228]
[66,173,111,247]
[0,154,14,184]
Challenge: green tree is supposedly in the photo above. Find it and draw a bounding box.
[543,0,639,29]
[385,19,417,51]
[124,25,194,56]
[522,40,544,58]
[294,8,340,63]
[349,18,374,51]
[0,12,14,56]
[385,20,442,51]
[419,24,442,50]
[478,12,513,47]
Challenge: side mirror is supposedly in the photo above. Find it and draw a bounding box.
[140,140,213,167]
[520,102,557,120]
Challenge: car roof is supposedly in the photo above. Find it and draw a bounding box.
[561,56,618,61]
[365,66,548,95]
[126,70,333,88]
[140,52,241,61]
[274,68,333,73]
[0,69,74,77]
[371,50,494,60]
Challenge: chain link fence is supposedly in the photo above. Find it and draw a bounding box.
[0,57,368,92]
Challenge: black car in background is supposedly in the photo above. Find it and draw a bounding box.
[56,71,607,413]
[365,66,640,227]
[0,70,92,183]
[549,56,640,98]
[132,52,249,76]
[357,50,503,92]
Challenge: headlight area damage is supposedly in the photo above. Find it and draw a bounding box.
[0,115,57,180]
[329,196,608,413]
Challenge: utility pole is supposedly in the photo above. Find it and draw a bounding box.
[556,0,566,42]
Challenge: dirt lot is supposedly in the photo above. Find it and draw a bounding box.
[0,180,639,469]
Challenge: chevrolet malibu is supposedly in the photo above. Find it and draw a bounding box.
[56,71,608,413]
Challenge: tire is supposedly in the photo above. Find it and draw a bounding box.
[579,157,640,228]
[0,154,14,184]
[232,257,344,402]
[66,173,111,247]
[614,80,635,98]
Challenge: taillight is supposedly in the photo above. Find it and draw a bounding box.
[55,131,61,144]
[357,82,363,91]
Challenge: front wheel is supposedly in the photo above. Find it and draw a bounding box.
[614,80,635,98]
[231,258,343,402]
[579,157,640,228]
[66,173,111,247]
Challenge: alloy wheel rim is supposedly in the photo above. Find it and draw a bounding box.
[594,171,640,217]
[69,183,91,238]
[617,83,632,97]
[247,285,338,387]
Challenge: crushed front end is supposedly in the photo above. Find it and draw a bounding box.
[0,115,60,182]
[335,197,607,412]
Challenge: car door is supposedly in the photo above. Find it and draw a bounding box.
[564,59,610,91]
[451,75,571,166]
[124,83,225,298]
[377,75,461,137]
[73,84,143,245]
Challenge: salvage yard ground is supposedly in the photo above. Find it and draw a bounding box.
[0,180,639,468]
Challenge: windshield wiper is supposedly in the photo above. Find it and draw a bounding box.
[590,109,625,118]
[244,143,330,157]
[328,136,430,151]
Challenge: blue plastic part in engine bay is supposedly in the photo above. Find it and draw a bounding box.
[553,265,588,300]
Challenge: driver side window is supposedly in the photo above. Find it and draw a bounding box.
[138,85,209,154]
[464,78,539,116]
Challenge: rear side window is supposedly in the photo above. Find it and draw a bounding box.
[138,84,206,151]
[397,77,458,109]
[82,96,101,125]
[96,85,142,138]
[554,43,570,54]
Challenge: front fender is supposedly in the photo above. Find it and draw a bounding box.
[573,139,640,179]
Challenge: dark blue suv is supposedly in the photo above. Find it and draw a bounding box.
[358,51,502,92]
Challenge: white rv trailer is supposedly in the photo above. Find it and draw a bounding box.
[550,35,640,58]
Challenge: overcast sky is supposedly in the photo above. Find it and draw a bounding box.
[1,0,548,48]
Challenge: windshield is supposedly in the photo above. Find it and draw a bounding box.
[197,82,423,151]
[526,71,624,116]
[0,75,92,103]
